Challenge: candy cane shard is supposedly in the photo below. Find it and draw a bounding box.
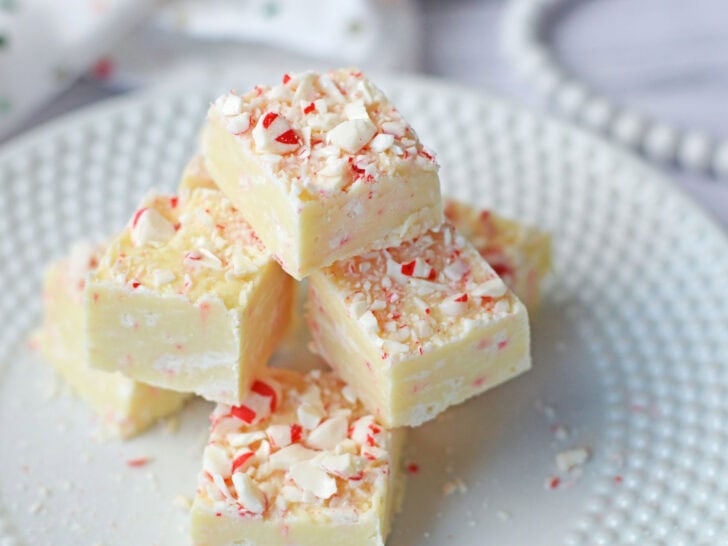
[191,368,405,546]
[37,241,190,439]
[202,68,442,280]
[307,222,531,427]
[443,199,552,314]
[85,162,295,405]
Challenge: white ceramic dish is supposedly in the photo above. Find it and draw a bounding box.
[0,73,727,546]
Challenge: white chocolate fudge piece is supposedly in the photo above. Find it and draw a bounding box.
[202,68,443,279]
[86,186,294,405]
[307,222,531,427]
[178,154,218,195]
[39,242,189,439]
[444,199,551,312]
[191,368,405,546]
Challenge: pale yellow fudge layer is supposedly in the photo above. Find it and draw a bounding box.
[307,222,531,427]
[86,185,294,405]
[202,68,443,280]
[39,242,189,439]
[191,368,405,546]
[444,199,551,312]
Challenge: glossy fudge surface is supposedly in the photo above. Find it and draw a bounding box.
[203,68,442,279]
[191,368,405,546]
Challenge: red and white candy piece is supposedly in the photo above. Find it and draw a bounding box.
[266,424,293,449]
[370,133,395,152]
[288,459,337,500]
[130,207,175,248]
[252,112,300,154]
[400,257,435,280]
[471,277,508,298]
[203,444,232,478]
[268,444,318,471]
[225,112,252,135]
[231,472,266,515]
[319,452,364,480]
[228,379,278,426]
[306,415,348,450]
[440,293,469,316]
[326,118,376,154]
[349,415,382,448]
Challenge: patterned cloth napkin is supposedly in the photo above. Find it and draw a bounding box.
[0,0,419,139]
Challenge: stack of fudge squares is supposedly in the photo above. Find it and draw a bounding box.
[37,69,551,545]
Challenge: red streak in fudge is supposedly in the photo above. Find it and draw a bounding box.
[199,301,211,322]
[282,74,291,84]
[497,339,509,350]
[547,476,560,490]
[407,463,420,474]
[303,102,316,115]
[169,196,179,209]
[454,293,468,303]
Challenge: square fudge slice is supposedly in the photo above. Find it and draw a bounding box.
[86,186,294,405]
[444,199,551,313]
[39,241,189,439]
[202,68,443,280]
[307,222,531,427]
[191,368,405,546]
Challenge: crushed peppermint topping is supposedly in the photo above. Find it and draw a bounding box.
[199,370,392,519]
[252,111,300,154]
[94,187,268,305]
[316,222,518,362]
[130,207,175,248]
[210,69,438,195]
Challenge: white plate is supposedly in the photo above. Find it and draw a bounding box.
[1,72,727,546]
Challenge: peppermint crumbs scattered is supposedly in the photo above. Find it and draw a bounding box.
[556,448,590,473]
[442,478,468,496]
[126,457,152,468]
[535,401,593,492]
[496,509,511,522]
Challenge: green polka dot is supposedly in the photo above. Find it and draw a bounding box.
[262,2,279,18]
[0,0,18,12]
[0,97,11,115]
